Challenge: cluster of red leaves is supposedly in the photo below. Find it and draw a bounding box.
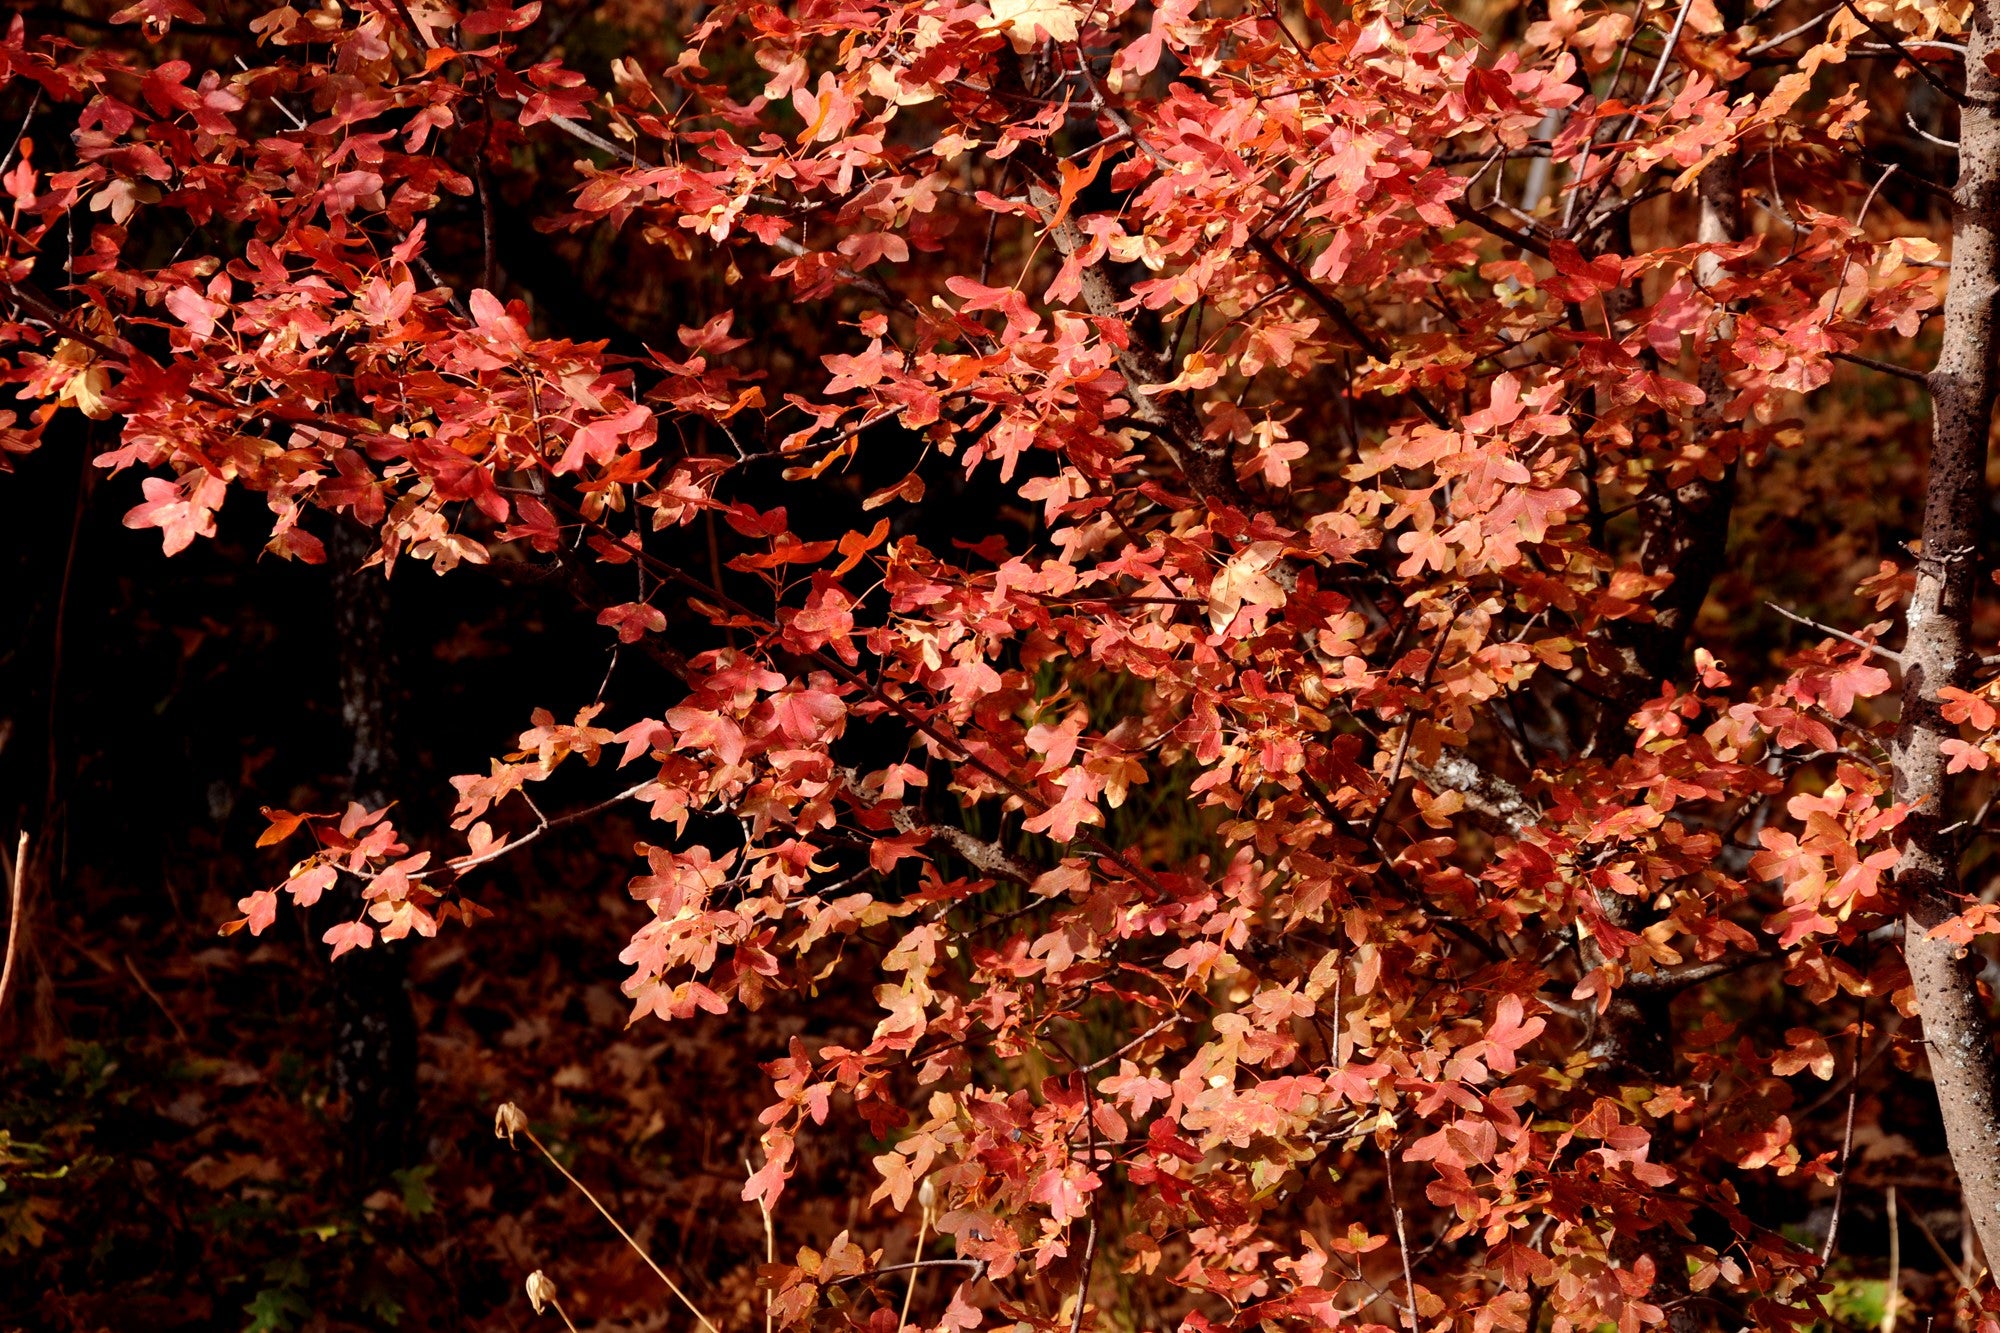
[12,0,2000,1329]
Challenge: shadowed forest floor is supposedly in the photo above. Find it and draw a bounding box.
[0,436,909,1330]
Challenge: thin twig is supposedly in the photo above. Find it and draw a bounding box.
[0,88,41,178]
[1898,1190,1973,1289]
[415,781,653,885]
[124,955,190,1044]
[1565,0,1701,234]
[825,1259,987,1284]
[536,105,634,160]
[1821,1025,1864,1263]
[1624,952,1775,994]
[1370,612,1459,839]
[1820,164,1900,332]
[1386,1140,1420,1330]
[1906,110,1960,149]
[1247,235,1452,429]
[1767,602,1906,667]
[1744,6,1835,57]
[1446,199,1553,259]
[1067,1035,1101,1333]
[750,1157,777,1333]
[1799,1016,1899,1115]
[1077,1013,1184,1074]
[1640,0,1701,105]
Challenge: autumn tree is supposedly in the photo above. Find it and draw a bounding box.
[9,0,2000,1327]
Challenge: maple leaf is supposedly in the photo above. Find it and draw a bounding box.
[285,863,337,907]
[123,473,227,556]
[461,0,542,33]
[256,806,324,847]
[1941,686,1998,731]
[940,1286,982,1331]
[322,921,375,960]
[944,276,1038,340]
[370,897,440,942]
[1207,543,1288,631]
[1021,766,1104,843]
[742,1138,793,1208]
[110,0,207,35]
[987,0,1082,51]
[598,601,666,643]
[1476,995,1546,1075]
[1771,1028,1835,1080]
[1943,738,1990,773]
[164,284,225,339]
[1792,656,1893,718]
[769,685,845,741]
[236,889,279,936]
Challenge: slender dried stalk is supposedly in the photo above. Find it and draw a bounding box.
[751,1156,776,1333]
[899,1203,930,1332]
[0,830,28,1033]
[1881,1185,1899,1333]
[507,1111,720,1333]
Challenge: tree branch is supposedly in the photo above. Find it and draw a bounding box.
[1246,235,1452,430]
[1412,753,1538,835]
[1623,952,1774,994]
[1838,0,1968,103]
[1446,198,1553,260]
[1767,601,1907,667]
[890,806,1041,887]
[1832,348,1934,386]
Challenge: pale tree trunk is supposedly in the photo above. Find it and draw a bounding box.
[1898,0,2000,1264]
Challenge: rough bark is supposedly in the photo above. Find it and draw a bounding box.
[328,521,419,1186]
[1899,0,2000,1263]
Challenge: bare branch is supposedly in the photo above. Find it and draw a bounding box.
[1767,601,1907,666]
[1820,1027,1863,1263]
[1744,7,1834,57]
[1624,952,1775,994]
[894,810,1042,887]
[1446,198,1553,259]
[1831,348,1934,386]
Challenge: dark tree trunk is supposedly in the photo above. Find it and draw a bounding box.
[328,520,418,1187]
